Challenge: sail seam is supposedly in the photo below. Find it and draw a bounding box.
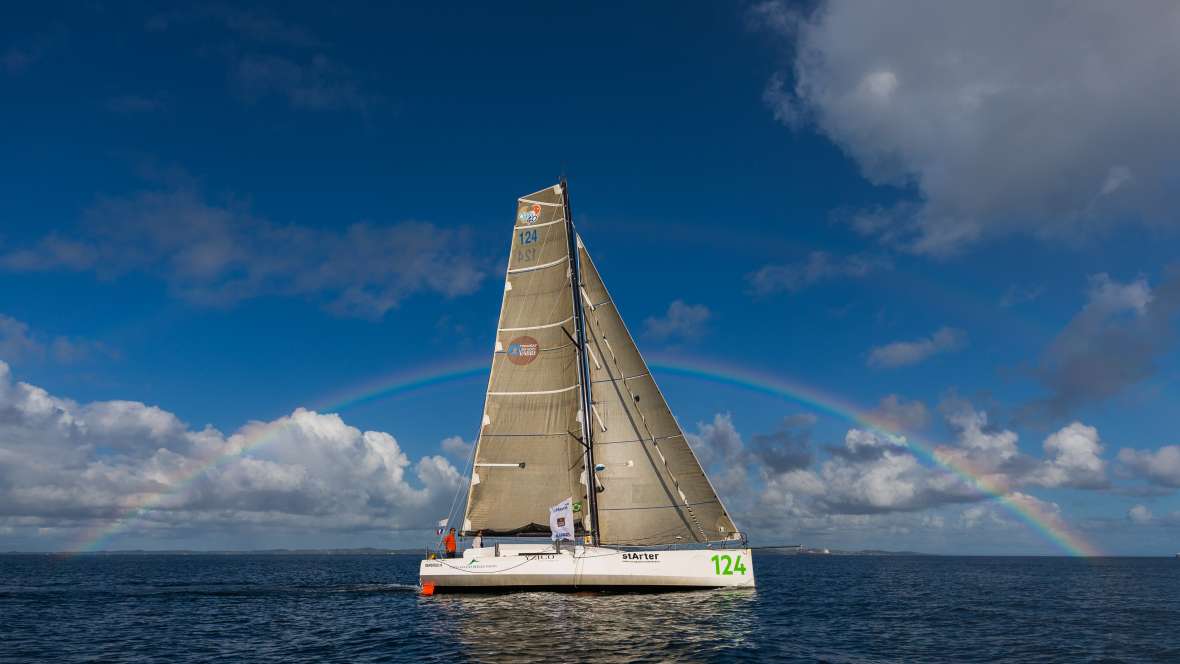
[514,217,566,229]
[590,434,683,446]
[518,198,564,207]
[591,372,649,384]
[599,499,721,511]
[499,316,574,332]
[506,255,568,274]
[487,384,579,396]
[478,432,579,438]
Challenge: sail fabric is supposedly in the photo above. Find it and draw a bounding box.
[462,184,588,536]
[577,238,740,545]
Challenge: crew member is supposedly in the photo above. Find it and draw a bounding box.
[444,528,457,559]
[471,530,484,549]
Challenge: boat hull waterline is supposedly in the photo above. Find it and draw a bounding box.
[420,544,755,592]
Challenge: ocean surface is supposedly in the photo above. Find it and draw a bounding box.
[1,553,1177,663]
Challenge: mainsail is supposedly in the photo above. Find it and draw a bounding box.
[462,182,739,545]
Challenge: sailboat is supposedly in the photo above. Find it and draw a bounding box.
[419,181,754,592]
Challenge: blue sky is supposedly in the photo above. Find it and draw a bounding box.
[1,2,1178,554]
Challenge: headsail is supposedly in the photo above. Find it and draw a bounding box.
[462,184,588,536]
[577,239,739,545]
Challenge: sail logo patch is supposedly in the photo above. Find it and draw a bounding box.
[506,336,539,365]
[517,203,542,225]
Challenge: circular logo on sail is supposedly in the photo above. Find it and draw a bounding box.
[506,336,539,365]
[517,203,542,226]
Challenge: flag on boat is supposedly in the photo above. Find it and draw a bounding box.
[436,517,447,536]
[549,497,575,542]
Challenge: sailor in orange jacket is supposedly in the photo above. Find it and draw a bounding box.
[444,528,457,558]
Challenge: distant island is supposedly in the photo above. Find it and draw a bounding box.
[754,546,927,556]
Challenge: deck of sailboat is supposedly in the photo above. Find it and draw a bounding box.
[420,544,756,592]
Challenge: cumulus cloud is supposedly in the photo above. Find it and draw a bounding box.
[935,402,1108,491]
[1033,422,1108,489]
[685,405,1135,549]
[1027,270,1180,418]
[749,414,816,473]
[0,361,461,549]
[440,435,474,461]
[1127,504,1153,525]
[643,300,711,342]
[867,327,966,369]
[1118,445,1180,489]
[686,413,744,469]
[752,1,1180,254]
[747,251,889,295]
[0,187,486,318]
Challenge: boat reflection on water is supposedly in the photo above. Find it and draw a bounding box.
[420,587,758,660]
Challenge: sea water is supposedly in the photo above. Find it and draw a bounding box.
[1,554,1176,662]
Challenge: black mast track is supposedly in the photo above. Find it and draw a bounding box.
[562,178,600,547]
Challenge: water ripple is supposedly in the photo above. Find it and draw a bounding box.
[0,554,1176,662]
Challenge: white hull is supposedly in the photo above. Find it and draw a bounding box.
[419,544,755,592]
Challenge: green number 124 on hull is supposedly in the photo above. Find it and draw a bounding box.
[709,554,747,576]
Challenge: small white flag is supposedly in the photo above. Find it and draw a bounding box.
[549,497,575,542]
[437,518,448,527]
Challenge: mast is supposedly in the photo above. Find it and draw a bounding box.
[562,178,600,546]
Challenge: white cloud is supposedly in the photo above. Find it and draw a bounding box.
[0,361,462,549]
[1128,504,1153,525]
[440,435,473,461]
[1033,422,1107,489]
[686,413,744,469]
[936,403,1109,491]
[867,327,966,369]
[747,251,889,295]
[643,300,711,342]
[1118,445,1180,489]
[692,402,1115,535]
[752,1,1180,254]
[0,187,486,318]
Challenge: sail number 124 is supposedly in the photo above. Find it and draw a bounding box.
[709,554,747,576]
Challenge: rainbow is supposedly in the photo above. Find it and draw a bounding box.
[647,357,1100,557]
[69,355,1100,556]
